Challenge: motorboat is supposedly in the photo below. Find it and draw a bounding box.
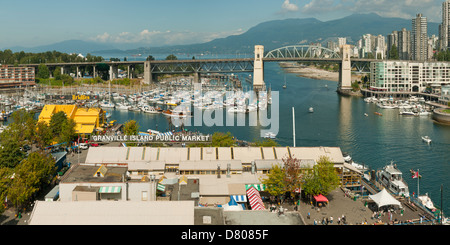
[309,107,314,113]
[100,101,115,108]
[142,106,160,114]
[376,161,410,198]
[364,113,368,117]
[343,153,352,163]
[264,132,276,139]
[418,194,436,212]
[399,109,416,116]
[422,136,431,144]
[162,109,173,117]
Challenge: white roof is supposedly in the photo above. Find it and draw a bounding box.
[28,201,194,225]
[369,189,401,208]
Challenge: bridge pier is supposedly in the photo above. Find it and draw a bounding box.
[109,65,118,81]
[253,45,265,92]
[144,61,152,84]
[338,44,352,95]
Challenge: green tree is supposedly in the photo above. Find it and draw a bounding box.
[34,121,53,150]
[252,138,278,147]
[49,111,67,138]
[7,152,56,212]
[389,44,399,60]
[58,118,76,145]
[53,67,62,80]
[302,156,340,197]
[211,132,235,147]
[37,64,50,79]
[260,164,285,199]
[283,157,304,197]
[123,120,139,135]
[165,54,178,60]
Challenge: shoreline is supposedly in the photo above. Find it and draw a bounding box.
[279,62,363,82]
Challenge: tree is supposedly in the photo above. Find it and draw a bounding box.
[123,120,139,135]
[283,157,304,197]
[58,118,76,145]
[165,54,178,60]
[389,44,399,60]
[49,111,67,138]
[252,138,278,147]
[7,152,56,212]
[211,132,235,147]
[34,121,53,150]
[260,164,285,199]
[302,156,340,198]
[37,64,50,79]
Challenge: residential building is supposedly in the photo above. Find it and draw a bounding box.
[0,65,35,88]
[387,31,398,59]
[412,13,428,61]
[370,61,450,93]
[440,0,450,50]
[387,28,411,60]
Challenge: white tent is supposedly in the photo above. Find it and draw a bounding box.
[369,189,402,208]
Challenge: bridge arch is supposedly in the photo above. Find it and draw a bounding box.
[264,45,341,59]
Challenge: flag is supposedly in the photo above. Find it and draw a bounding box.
[411,170,422,179]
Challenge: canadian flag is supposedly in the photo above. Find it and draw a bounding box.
[412,171,419,179]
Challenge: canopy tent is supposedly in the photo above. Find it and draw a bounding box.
[314,194,329,203]
[369,189,401,208]
[222,196,244,211]
[246,187,265,210]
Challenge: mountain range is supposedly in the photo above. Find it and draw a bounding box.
[5,13,440,56]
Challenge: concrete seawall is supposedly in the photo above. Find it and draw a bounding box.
[432,108,450,125]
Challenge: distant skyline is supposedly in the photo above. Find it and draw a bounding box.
[0,0,443,49]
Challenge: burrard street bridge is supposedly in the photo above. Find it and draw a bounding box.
[21,45,376,93]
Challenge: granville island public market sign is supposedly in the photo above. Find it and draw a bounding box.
[91,134,211,143]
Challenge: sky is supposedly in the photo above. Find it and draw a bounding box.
[0,0,444,49]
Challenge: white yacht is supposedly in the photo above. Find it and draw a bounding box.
[100,100,115,108]
[376,161,410,198]
[422,136,431,144]
[309,107,314,113]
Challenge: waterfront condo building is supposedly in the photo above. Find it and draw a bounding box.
[370,61,450,94]
[0,65,35,88]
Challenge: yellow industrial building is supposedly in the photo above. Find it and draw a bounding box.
[38,105,106,135]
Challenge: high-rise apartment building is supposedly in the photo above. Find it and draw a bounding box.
[412,13,428,61]
[440,0,450,50]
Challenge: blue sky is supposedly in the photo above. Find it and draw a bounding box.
[0,0,443,49]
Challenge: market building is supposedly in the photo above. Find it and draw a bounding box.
[38,104,106,135]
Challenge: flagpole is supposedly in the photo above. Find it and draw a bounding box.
[417,169,419,198]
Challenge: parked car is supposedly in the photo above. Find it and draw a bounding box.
[80,143,89,150]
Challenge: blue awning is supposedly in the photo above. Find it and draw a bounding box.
[231,195,247,202]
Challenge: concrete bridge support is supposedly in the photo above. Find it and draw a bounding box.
[109,65,118,81]
[338,44,352,94]
[143,61,152,84]
[253,45,265,92]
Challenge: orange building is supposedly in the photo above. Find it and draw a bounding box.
[38,105,106,135]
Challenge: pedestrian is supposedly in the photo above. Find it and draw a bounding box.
[307,212,310,219]
[330,216,333,224]
[313,219,317,225]
[338,217,341,225]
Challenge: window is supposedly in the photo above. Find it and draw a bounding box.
[142,191,148,201]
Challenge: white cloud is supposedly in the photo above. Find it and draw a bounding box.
[89,28,245,46]
[281,0,299,12]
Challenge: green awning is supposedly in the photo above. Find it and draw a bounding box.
[99,186,122,193]
[245,184,266,191]
[157,183,165,192]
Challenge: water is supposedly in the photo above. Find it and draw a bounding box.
[104,61,450,216]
